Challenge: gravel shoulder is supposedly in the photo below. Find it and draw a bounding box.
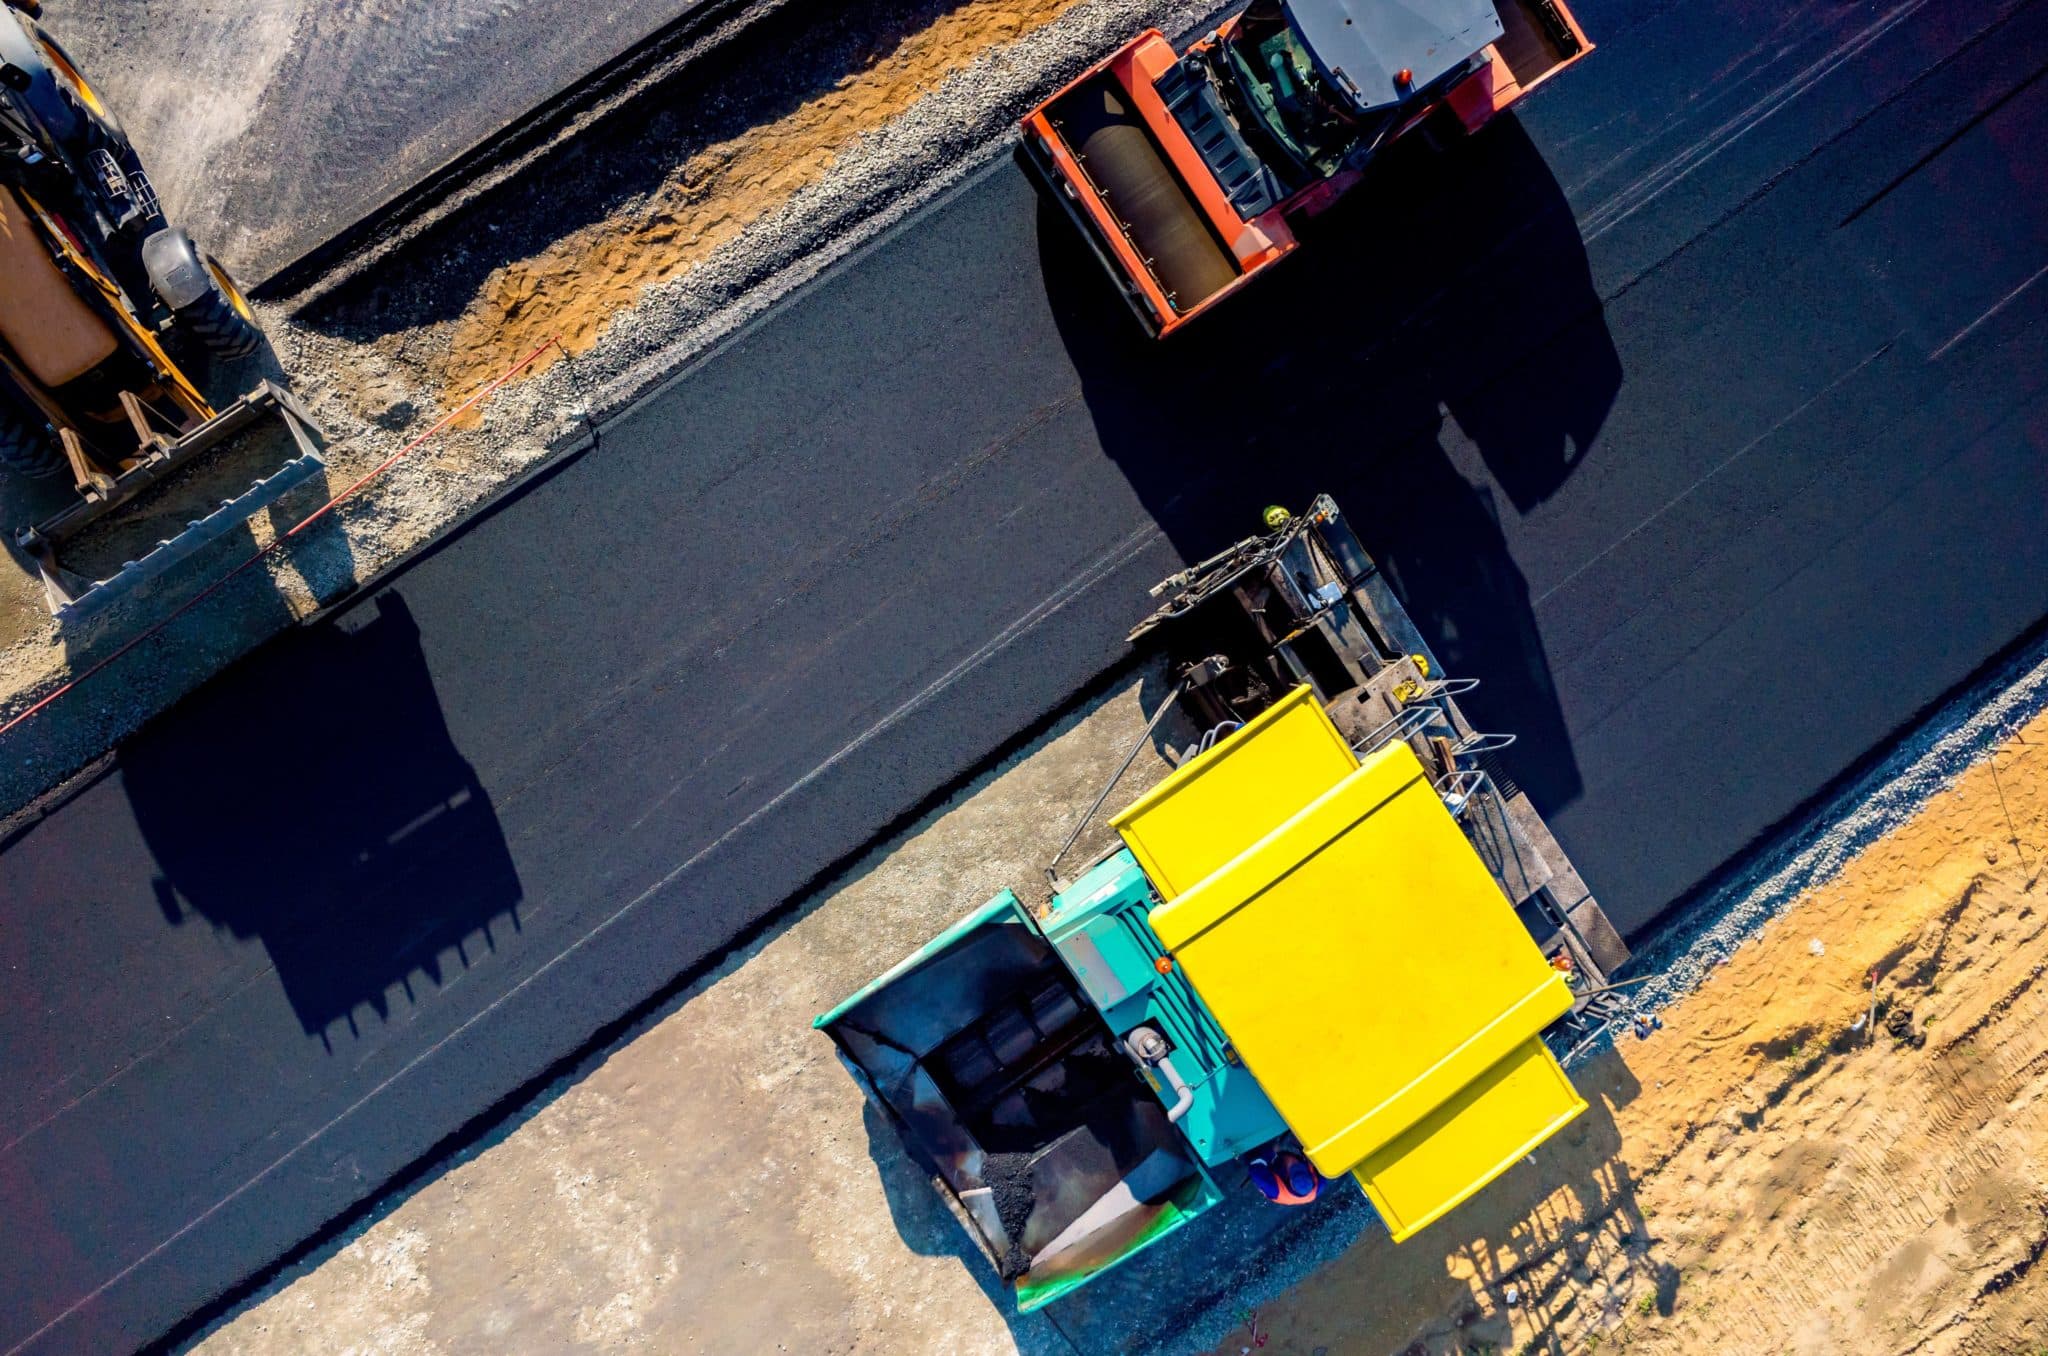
[0,0,1224,817]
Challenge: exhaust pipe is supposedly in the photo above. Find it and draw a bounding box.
[1125,1025,1196,1122]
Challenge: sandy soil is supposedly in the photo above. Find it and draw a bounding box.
[439,0,1085,397]
[1228,720,2048,1356]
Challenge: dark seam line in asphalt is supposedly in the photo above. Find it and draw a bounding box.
[1598,0,2039,306]
[1597,129,1834,309]
[1532,339,1899,613]
[1554,366,2048,734]
[479,386,1091,822]
[1566,0,1879,203]
[1838,57,2048,228]
[1579,0,1938,242]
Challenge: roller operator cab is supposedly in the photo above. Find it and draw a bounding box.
[817,496,1631,1311]
[1020,0,1592,335]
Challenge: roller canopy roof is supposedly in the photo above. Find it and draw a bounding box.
[1284,0,1504,111]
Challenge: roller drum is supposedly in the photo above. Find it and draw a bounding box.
[1058,77,1236,312]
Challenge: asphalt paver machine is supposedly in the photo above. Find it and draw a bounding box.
[818,495,1630,1311]
[0,0,323,617]
[1021,0,1593,335]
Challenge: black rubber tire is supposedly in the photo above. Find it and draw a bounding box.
[174,254,262,360]
[0,394,63,480]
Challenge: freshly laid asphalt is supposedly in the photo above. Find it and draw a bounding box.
[4,0,2047,1349]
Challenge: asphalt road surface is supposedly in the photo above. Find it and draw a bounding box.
[5,0,2047,1349]
[42,0,711,278]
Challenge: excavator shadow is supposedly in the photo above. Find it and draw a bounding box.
[119,590,521,1049]
[1037,112,1621,818]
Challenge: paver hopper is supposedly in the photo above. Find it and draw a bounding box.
[818,496,1628,1309]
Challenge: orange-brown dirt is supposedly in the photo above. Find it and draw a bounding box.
[1224,720,2048,1356]
[437,0,1083,402]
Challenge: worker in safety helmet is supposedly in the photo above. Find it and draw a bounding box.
[1245,1148,1320,1205]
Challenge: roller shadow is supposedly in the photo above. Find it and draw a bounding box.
[1034,113,1621,815]
[982,109,1633,1346]
[121,591,522,1048]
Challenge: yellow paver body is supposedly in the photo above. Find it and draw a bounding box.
[1111,686,1358,900]
[1114,688,1584,1240]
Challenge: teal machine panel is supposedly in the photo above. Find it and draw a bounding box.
[1041,849,1286,1166]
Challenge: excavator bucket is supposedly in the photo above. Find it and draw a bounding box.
[0,24,330,623]
[14,379,326,620]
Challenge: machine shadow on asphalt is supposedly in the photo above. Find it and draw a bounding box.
[120,591,521,1049]
[1034,112,1621,820]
